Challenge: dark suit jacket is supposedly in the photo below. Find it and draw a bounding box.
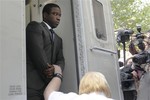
[26,21,65,97]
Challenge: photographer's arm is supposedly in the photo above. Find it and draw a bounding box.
[44,65,62,100]
[131,70,138,78]
[129,42,138,55]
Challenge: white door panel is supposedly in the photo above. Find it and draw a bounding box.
[77,0,123,100]
[0,0,26,100]
[88,47,121,99]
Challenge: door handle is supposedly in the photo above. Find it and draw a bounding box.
[90,46,117,54]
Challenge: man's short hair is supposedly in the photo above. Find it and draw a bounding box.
[42,3,60,15]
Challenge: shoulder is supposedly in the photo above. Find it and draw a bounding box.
[26,21,41,29]
[48,91,78,100]
[27,21,40,27]
[75,93,114,100]
[49,92,114,100]
[26,21,42,32]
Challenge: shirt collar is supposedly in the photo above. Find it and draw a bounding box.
[43,21,52,30]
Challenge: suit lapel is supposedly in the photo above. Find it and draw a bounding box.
[41,22,49,32]
[52,33,60,60]
[40,22,55,63]
[40,22,60,64]
[41,22,53,42]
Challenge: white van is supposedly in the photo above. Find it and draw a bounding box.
[0,0,123,100]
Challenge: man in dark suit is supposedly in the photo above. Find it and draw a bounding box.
[26,3,65,100]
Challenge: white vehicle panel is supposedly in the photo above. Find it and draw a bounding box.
[0,0,26,100]
[0,0,123,100]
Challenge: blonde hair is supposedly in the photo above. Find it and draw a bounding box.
[79,72,111,98]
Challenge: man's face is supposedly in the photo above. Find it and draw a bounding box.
[45,7,61,28]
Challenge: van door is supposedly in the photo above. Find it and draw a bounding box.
[73,0,123,100]
[0,0,26,100]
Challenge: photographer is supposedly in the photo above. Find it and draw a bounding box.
[131,50,150,100]
[120,50,150,100]
[129,26,147,55]
[129,33,147,55]
[144,30,150,51]
[117,28,150,100]
[128,39,150,100]
[120,59,138,100]
[118,28,149,100]
[135,30,150,100]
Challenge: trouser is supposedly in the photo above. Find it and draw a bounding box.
[27,88,44,100]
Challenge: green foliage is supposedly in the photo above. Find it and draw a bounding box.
[111,0,150,32]
[111,0,150,50]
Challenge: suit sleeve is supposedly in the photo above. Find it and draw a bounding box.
[26,21,49,73]
[55,38,65,71]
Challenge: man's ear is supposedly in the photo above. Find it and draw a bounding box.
[43,12,48,19]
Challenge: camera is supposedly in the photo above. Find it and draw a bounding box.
[136,34,145,40]
[120,65,136,91]
[137,25,142,33]
[121,79,136,91]
[132,51,150,72]
[117,29,134,43]
[134,25,145,46]
[133,26,146,51]
[132,53,148,65]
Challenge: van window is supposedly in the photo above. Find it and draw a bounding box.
[92,0,107,41]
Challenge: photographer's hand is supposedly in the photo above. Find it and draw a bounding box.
[129,42,138,55]
[132,70,138,78]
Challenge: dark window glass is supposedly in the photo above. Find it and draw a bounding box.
[92,0,107,41]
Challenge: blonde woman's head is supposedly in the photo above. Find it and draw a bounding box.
[79,72,111,98]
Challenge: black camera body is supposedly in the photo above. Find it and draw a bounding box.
[134,25,146,51]
[117,29,134,43]
[132,51,150,65]
[120,65,136,91]
[136,33,145,40]
[132,54,148,65]
[121,79,136,91]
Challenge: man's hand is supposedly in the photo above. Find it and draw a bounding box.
[43,64,54,78]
